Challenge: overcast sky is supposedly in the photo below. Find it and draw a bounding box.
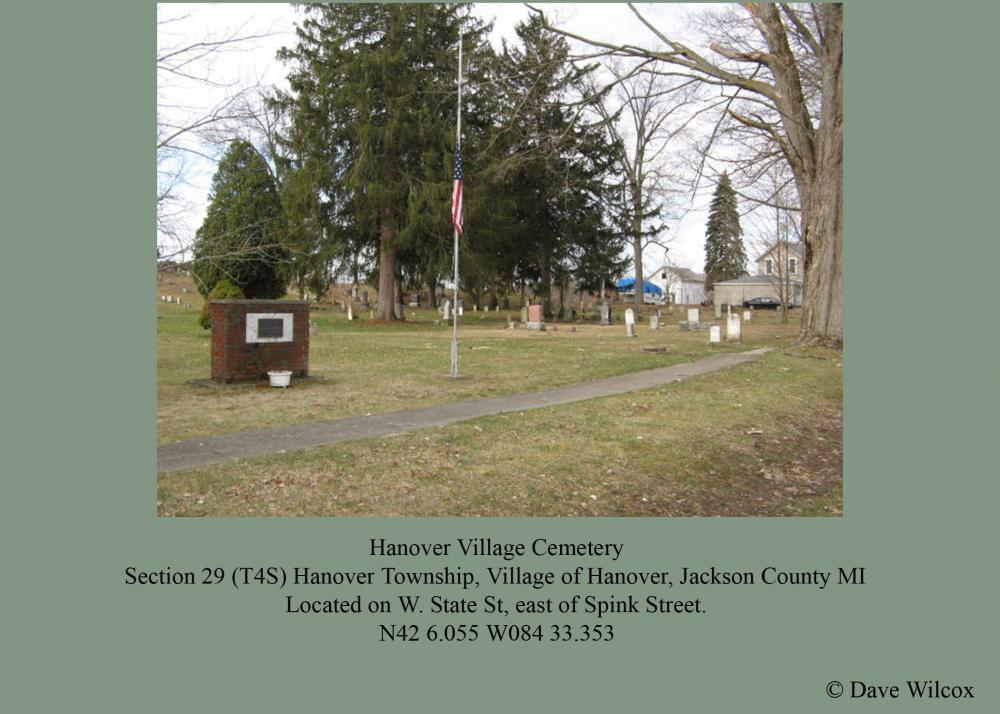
[158,3,735,275]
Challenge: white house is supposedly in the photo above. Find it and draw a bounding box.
[713,242,804,307]
[652,265,707,305]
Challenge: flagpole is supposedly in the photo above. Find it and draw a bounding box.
[451,34,462,378]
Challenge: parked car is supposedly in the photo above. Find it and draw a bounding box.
[742,296,782,309]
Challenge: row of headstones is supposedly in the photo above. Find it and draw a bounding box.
[621,307,744,343]
[159,295,190,306]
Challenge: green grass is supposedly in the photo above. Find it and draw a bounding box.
[157,347,842,517]
[158,297,800,445]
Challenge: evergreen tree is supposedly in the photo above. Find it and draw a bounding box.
[191,139,287,299]
[496,15,619,317]
[278,4,489,319]
[703,172,746,293]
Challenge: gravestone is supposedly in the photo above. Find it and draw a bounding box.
[709,325,721,343]
[495,305,500,312]
[443,300,452,321]
[473,305,478,312]
[687,307,700,323]
[715,304,722,319]
[625,308,636,337]
[394,303,405,320]
[458,306,464,316]
[727,312,742,342]
[507,316,515,330]
[650,313,660,330]
[526,304,546,331]
[599,303,612,325]
[520,306,529,324]
[346,303,353,321]
[743,310,751,322]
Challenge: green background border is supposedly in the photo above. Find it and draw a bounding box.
[2,1,997,711]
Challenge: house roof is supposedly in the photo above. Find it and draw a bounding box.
[760,241,803,260]
[715,274,784,286]
[656,265,706,283]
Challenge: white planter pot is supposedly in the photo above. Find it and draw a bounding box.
[267,370,292,388]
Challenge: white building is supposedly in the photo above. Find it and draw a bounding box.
[712,242,804,307]
[651,265,707,305]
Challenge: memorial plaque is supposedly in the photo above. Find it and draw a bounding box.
[257,318,284,339]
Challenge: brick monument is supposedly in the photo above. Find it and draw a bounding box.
[210,300,310,383]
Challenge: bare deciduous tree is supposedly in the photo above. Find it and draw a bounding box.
[589,63,700,314]
[532,2,843,345]
[156,5,273,264]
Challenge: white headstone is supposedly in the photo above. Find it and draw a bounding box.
[687,308,700,323]
[347,303,353,321]
[458,306,464,316]
[727,313,742,342]
[521,306,529,324]
[443,300,452,320]
[650,314,660,330]
[473,305,478,312]
[710,325,721,343]
[743,310,751,322]
[625,308,636,337]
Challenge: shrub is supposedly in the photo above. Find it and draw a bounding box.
[199,279,245,329]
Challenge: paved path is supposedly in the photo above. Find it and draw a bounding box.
[158,347,771,474]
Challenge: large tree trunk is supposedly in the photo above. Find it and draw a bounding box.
[376,218,398,320]
[539,254,552,318]
[426,274,438,309]
[797,10,843,346]
[799,163,842,345]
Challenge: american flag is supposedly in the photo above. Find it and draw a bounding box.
[451,142,463,234]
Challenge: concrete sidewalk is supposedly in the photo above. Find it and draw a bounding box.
[157,347,771,474]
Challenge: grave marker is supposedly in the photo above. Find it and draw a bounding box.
[625,308,636,337]
[526,304,546,331]
[710,325,721,343]
[687,307,700,323]
[727,312,742,342]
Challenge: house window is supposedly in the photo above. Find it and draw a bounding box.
[788,258,797,274]
[765,259,773,274]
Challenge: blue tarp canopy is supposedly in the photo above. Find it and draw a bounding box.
[614,277,663,295]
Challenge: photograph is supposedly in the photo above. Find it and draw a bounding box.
[155,3,843,517]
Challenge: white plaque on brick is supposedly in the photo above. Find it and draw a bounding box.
[246,313,294,343]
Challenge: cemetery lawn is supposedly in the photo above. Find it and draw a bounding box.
[158,300,800,445]
[157,345,842,517]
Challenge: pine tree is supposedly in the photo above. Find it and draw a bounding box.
[278,4,488,319]
[496,15,619,317]
[191,139,287,299]
[703,172,746,293]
